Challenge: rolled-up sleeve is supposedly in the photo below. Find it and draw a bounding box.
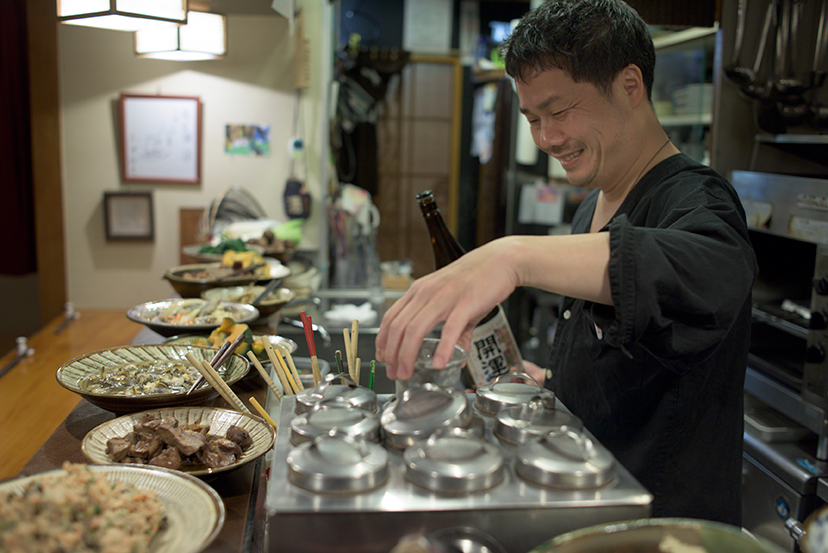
[595,185,757,374]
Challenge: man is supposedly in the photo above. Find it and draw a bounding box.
[375,0,757,525]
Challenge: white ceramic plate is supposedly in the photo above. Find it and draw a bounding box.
[82,406,276,477]
[126,298,260,337]
[0,464,225,553]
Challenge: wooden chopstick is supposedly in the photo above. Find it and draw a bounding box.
[247,351,283,401]
[249,397,278,431]
[261,336,292,394]
[185,352,251,414]
[342,328,353,378]
[282,347,304,391]
[300,311,322,386]
[351,319,359,373]
[275,347,300,394]
[186,333,243,395]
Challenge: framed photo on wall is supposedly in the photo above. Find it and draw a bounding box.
[120,93,201,183]
[103,191,154,241]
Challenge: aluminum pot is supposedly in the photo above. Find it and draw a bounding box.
[528,518,787,553]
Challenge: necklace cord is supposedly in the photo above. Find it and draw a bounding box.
[634,137,671,186]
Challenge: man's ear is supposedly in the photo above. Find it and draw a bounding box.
[618,64,646,108]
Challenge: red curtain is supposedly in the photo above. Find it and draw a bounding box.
[0,1,37,275]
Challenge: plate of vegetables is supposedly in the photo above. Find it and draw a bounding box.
[126,298,259,337]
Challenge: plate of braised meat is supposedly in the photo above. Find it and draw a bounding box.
[82,406,276,477]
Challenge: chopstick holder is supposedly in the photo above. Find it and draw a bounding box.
[185,352,251,414]
[249,397,278,431]
[247,351,283,401]
[262,336,296,394]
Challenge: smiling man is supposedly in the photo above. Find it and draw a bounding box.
[375,0,757,525]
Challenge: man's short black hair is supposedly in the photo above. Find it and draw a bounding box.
[500,0,656,101]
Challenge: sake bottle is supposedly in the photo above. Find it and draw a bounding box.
[416,190,523,387]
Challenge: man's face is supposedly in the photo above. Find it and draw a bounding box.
[515,66,633,191]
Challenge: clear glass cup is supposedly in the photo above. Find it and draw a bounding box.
[395,338,468,396]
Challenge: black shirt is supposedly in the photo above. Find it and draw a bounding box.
[547,153,758,525]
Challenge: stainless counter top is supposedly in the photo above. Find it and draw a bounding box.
[263,394,652,553]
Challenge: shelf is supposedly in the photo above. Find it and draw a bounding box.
[754,133,828,170]
[652,24,718,53]
[659,112,712,127]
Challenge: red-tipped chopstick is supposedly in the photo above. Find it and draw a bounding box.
[301,311,322,386]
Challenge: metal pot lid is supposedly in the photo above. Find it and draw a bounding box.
[494,394,582,446]
[287,430,389,494]
[290,398,381,445]
[295,372,377,415]
[515,425,615,489]
[381,384,471,449]
[404,429,505,493]
[474,372,554,416]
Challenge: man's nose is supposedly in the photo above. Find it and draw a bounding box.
[535,120,566,151]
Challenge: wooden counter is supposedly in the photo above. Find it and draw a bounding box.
[0,310,144,480]
[0,310,269,553]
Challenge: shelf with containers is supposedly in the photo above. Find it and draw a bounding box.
[652,25,718,164]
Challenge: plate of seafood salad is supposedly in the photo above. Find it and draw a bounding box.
[83,355,201,396]
[0,461,224,553]
[56,344,250,414]
[126,298,259,337]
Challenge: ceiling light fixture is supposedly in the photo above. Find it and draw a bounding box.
[57,0,188,32]
[134,10,227,61]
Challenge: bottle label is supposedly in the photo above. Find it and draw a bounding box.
[467,306,523,387]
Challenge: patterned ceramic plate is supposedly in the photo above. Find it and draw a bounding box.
[82,406,276,477]
[0,463,224,553]
[56,344,250,414]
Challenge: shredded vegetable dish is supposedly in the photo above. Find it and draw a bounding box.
[146,299,242,326]
[0,462,165,553]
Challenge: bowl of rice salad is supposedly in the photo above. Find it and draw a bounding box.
[0,462,224,553]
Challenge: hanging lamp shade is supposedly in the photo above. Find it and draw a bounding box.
[58,0,188,32]
[135,11,226,60]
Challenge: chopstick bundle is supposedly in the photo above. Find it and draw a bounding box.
[275,346,301,394]
[247,351,283,401]
[262,336,293,395]
[351,320,359,379]
[282,348,305,392]
[186,332,244,395]
[300,311,322,386]
[185,352,251,414]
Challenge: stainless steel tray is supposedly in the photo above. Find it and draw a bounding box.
[265,394,652,553]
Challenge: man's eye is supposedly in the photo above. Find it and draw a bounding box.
[552,108,569,119]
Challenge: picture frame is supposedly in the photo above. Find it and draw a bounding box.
[103,191,154,241]
[120,93,201,183]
